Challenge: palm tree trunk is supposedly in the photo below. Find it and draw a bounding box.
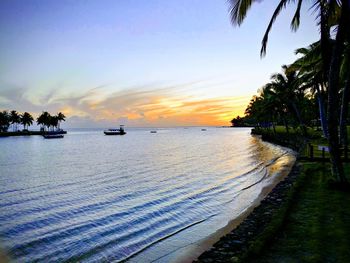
[326,0,348,182]
[339,78,350,143]
[291,102,307,136]
[319,0,331,82]
[272,116,276,135]
[316,85,328,138]
[339,51,350,162]
[282,114,289,134]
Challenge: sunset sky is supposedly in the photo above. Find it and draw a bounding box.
[0,0,320,127]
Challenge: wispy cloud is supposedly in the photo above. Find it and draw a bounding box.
[0,81,250,127]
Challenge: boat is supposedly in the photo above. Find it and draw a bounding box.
[201,128,207,131]
[150,130,157,133]
[104,125,126,135]
[43,134,64,139]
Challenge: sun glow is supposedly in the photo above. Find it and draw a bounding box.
[1,80,251,127]
[88,94,251,126]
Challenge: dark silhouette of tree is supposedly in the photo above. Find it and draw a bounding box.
[0,110,10,132]
[290,41,329,138]
[56,112,66,130]
[21,112,34,130]
[231,116,244,127]
[271,65,307,135]
[338,44,350,158]
[49,115,59,131]
[37,111,51,132]
[228,0,349,182]
[10,110,21,132]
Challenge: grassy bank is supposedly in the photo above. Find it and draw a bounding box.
[197,126,350,262]
[245,163,350,262]
[252,126,350,160]
[240,162,350,263]
[242,127,350,262]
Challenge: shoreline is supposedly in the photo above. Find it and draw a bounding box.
[193,160,301,263]
[0,130,67,137]
[173,138,298,263]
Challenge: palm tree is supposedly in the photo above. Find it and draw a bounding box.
[229,0,349,182]
[229,0,336,57]
[245,95,266,128]
[21,112,34,130]
[244,87,281,133]
[290,41,329,138]
[231,116,244,127]
[10,110,21,132]
[259,86,280,134]
[36,113,45,131]
[56,112,66,130]
[339,44,350,158]
[49,115,59,131]
[0,110,10,132]
[271,65,308,135]
[326,0,349,182]
[37,111,51,132]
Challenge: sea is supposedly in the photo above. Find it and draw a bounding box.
[0,127,295,262]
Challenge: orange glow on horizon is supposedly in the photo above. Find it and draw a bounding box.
[22,87,251,127]
[81,94,250,126]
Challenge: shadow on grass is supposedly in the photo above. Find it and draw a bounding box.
[248,163,350,263]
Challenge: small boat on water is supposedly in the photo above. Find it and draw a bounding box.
[43,134,64,139]
[201,129,207,131]
[150,130,157,133]
[104,125,126,135]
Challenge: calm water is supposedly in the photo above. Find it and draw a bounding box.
[0,127,294,262]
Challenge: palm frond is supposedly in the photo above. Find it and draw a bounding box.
[291,0,304,31]
[260,0,291,56]
[229,0,255,26]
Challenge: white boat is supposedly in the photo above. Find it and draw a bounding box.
[104,125,126,135]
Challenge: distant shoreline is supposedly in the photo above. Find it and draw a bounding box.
[0,130,67,137]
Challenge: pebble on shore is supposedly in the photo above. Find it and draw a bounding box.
[194,163,301,263]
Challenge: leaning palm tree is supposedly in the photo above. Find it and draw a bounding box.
[56,112,66,130]
[229,0,349,182]
[21,112,34,130]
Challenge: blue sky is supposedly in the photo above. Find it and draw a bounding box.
[0,0,320,127]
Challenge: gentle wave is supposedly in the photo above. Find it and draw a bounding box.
[0,128,292,262]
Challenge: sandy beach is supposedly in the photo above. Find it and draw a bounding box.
[174,141,297,263]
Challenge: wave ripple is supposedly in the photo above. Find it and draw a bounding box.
[0,128,292,262]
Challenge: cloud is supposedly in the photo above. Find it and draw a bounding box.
[0,81,250,127]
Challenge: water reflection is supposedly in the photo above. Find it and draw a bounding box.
[0,128,295,262]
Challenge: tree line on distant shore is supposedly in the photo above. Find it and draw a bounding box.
[229,1,350,183]
[0,110,66,132]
